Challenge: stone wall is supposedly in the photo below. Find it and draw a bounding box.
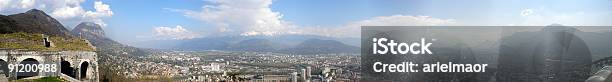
[0,49,98,82]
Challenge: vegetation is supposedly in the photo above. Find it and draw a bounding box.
[14,76,68,82]
[0,32,94,51]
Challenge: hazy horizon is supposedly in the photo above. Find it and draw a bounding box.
[1,0,611,46]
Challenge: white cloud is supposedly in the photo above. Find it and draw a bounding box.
[347,15,456,26]
[515,8,610,26]
[153,25,199,40]
[520,9,533,17]
[175,0,292,36]
[0,0,10,11]
[174,0,456,38]
[304,15,456,37]
[0,0,113,27]
[82,1,113,26]
[51,4,85,19]
[19,0,35,9]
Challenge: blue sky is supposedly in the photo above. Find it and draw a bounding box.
[1,0,611,44]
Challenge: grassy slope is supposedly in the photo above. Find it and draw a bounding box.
[14,76,68,82]
[0,32,94,51]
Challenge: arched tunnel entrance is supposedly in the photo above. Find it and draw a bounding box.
[80,61,89,80]
[17,58,39,79]
[0,59,8,77]
[60,58,75,78]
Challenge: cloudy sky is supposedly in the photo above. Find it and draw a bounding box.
[1,0,611,44]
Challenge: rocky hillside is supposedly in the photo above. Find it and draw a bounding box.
[0,9,92,51]
[71,22,148,56]
[0,9,72,37]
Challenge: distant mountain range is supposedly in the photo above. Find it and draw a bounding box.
[281,39,359,54]
[0,9,360,55]
[227,38,280,52]
[130,35,361,55]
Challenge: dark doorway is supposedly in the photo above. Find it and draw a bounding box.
[0,59,8,77]
[17,58,39,79]
[61,59,75,78]
[80,61,89,80]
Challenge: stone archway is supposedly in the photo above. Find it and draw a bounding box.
[60,58,75,78]
[0,59,7,77]
[80,61,89,80]
[17,58,39,79]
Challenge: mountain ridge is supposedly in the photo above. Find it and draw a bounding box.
[71,22,148,56]
[0,9,73,37]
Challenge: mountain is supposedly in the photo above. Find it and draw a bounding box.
[245,35,359,47]
[0,15,19,34]
[282,39,359,54]
[132,34,360,49]
[0,9,140,52]
[0,9,72,37]
[173,36,232,50]
[227,38,281,52]
[71,22,147,56]
[130,34,361,54]
[72,22,105,38]
[71,22,117,46]
[177,35,359,54]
